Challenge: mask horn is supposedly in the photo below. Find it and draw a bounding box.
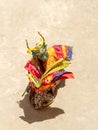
[25,39,32,53]
[25,39,30,49]
[38,32,45,45]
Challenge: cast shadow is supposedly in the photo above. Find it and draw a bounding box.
[18,80,65,124]
[54,80,66,95]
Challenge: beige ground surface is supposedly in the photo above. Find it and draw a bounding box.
[0,0,98,130]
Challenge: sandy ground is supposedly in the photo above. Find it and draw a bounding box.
[0,0,98,130]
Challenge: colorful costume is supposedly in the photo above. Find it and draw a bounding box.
[23,32,74,109]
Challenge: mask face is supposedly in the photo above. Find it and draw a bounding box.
[31,43,48,60]
[40,52,48,60]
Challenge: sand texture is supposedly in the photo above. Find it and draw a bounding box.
[0,0,98,130]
